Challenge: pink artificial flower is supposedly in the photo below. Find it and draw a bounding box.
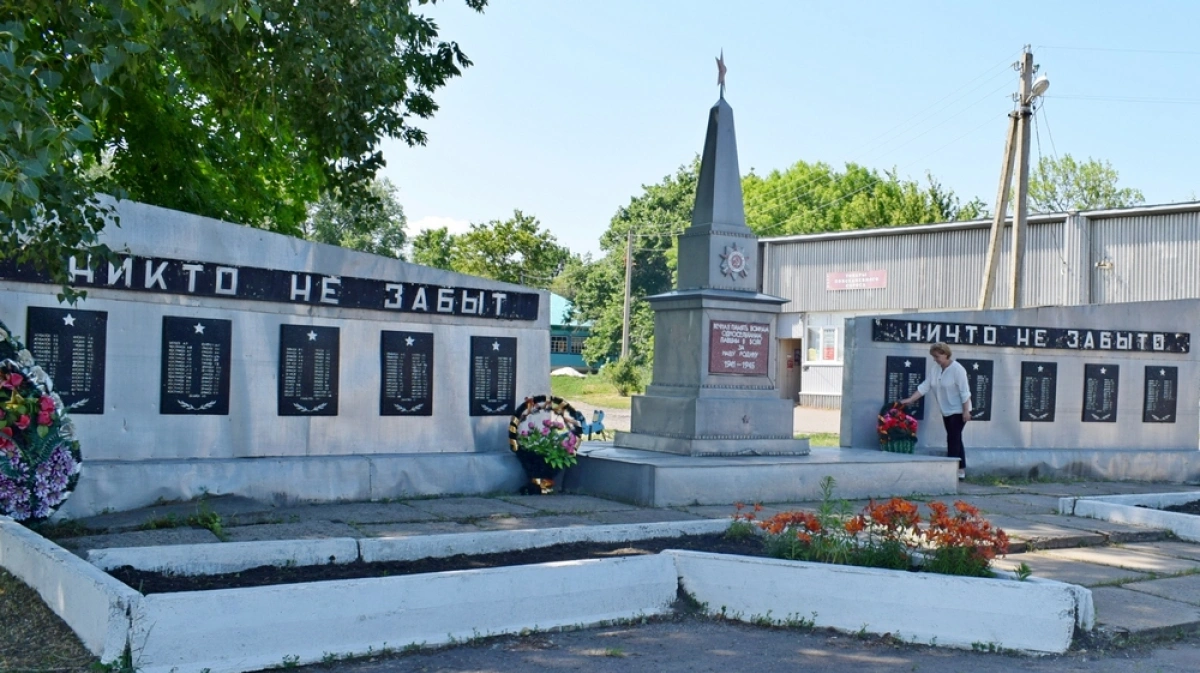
[38,411,52,426]
[0,427,13,453]
[15,415,30,430]
[0,372,22,390]
[39,396,55,413]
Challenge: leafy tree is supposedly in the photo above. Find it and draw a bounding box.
[449,210,570,289]
[410,227,455,270]
[1027,154,1145,213]
[1,0,485,300]
[302,178,407,259]
[743,162,985,236]
[573,160,697,366]
[576,158,985,368]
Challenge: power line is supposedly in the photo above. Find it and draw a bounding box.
[1043,94,1200,105]
[1038,45,1200,56]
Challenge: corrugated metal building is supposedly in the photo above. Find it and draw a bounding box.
[758,202,1200,407]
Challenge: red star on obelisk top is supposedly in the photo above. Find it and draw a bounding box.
[716,50,727,97]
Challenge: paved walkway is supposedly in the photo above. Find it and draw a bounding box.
[46,478,1200,642]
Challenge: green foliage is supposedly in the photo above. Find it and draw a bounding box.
[409,226,455,270]
[1027,153,1145,213]
[743,162,985,236]
[574,158,984,369]
[1,0,485,300]
[549,374,631,410]
[603,358,645,397]
[448,210,570,288]
[302,178,407,259]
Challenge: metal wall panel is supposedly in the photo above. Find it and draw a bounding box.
[762,218,1070,312]
[1090,211,1200,304]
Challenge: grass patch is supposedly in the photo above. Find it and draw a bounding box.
[797,432,839,447]
[550,375,632,410]
[0,569,96,672]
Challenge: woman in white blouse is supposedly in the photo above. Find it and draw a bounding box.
[900,342,972,479]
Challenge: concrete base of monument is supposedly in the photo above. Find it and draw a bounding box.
[58,453,526,519]
[1061,491,1200,542]
[612,430,811,456]
[964,448,1200,483]
[564,445,959,507]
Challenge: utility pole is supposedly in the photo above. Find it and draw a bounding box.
[978,46,1045,310]
[620,229,633,359]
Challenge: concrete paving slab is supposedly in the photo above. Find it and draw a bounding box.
[355,521,481,538]
[1124,574,1200,606]
[59,527,221,552]
[1020,513,1166,542]
[472,515,597,531]
[982,514,1106,549]
[1019,482,1200,498]
[992,552,1154,587]
[1091,586,1200,633]
[405,496,541,519]
[583,509,708,525]
[1042,546,1200,575]
[497,494,638,513]
[269,502,438,524]
[70,494,274,532]
[956,494,1063,517]
[1121,540,1200,562]
[222,521,361,542]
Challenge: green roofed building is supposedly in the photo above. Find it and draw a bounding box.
[549,293,592,372]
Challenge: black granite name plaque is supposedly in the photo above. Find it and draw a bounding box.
[278,325,339,416]
[25,307,107,414]
[470,336,516,416]
[1081,364,1119,422]
[160,317,231,415]
[884,356,926,420]
[1020,361,1057,422]
[380,331,434,416]
[959,359,994,422]
[1143,366,1178,423]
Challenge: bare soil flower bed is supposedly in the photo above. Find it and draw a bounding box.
[1160,500,1200,515]
[107,533,767,594]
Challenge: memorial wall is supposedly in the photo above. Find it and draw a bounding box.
[842,301,1200,480]
[0,200,550,515]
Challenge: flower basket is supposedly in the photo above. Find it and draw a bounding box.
[877,403,918,454]
[507,395,586,495]
[0,319,82,521]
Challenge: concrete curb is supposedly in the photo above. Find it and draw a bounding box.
[670,550,1091,653]
[88,539,361,575]
[129,554,679,673]
[1061,492,1200,542]
[0,516,139,663]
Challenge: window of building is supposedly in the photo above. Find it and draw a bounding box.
[806,326,841,363]
[569,337,586,354]
[551,335,569,353]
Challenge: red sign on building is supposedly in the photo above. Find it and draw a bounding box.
[708,321,770,375]
[826,269,887,291]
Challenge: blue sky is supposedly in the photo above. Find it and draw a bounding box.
[378,1,1200,258]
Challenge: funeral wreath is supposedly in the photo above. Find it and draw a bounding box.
[0,319,82,521]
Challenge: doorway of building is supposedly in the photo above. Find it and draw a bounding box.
[779,338,803,403]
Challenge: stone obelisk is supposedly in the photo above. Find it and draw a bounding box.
[612,56,808,457]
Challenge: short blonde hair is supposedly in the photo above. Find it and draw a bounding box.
[929,342,952,358]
